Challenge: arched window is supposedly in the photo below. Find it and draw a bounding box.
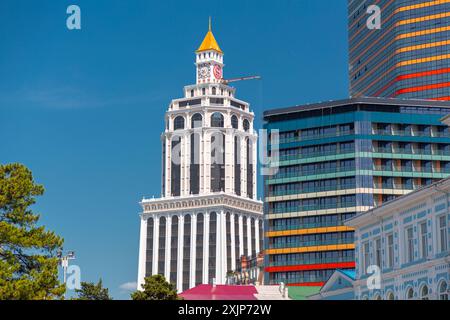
[243,119,250,132]
[439,281,448,300]
[406,287,414,300]
[420,285,429,300]
[191,89,194,97]
[174,116,185,130]
[212,87,217,95]
[386,291,395,300]
[211,112,224,128]
[191,113,203,128]
[211,133,225,192]
[231,115,239,129]
[190,133,200,195]
[202,88,206,95]
[373,293,382,300]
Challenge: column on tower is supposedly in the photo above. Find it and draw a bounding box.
[247,216,252,256]
[255,218,260,253]
[241,131,248,197]
[137,215,148,289]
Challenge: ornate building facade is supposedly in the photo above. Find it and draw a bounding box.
[137,22,263,293]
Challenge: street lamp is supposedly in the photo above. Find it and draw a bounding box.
[57,250,76,285]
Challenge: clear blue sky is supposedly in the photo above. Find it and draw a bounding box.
[0,0,348,299]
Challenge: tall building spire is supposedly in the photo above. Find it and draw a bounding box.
[196,17,223,54]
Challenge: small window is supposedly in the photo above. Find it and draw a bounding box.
[202,88,206,95]
[191,113,203,129]
[420,285,429,300]
[439,281,448,300]
[243,119,250,132]
[212,87,217,95]
[406,287,414,300]
[231,115,239,129]
[191,90,194,97]
[173,116,185,131]
[211,112,224,128]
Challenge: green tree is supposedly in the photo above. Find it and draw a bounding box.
[73,279,112,300]
[131,275,181,300]
[0,163,65,300]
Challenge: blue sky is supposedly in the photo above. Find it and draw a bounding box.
[0,0,348,299]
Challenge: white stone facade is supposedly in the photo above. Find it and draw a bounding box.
[137,26,263,293]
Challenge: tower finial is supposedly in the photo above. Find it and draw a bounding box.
[209,16,212,32]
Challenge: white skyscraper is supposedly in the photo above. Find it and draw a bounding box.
[137,21,264,293]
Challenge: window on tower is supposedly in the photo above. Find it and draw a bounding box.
[174,116,185,130]
[202,88,206,95]
[231,115,239,129]
[191,89,194,97]
[212,87,217,95]
[243,119,250,132]
[191,113,203,129]
[211,112,224,128]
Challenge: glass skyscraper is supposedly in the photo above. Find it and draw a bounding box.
[349,0,450,100]
[263,97,450,287]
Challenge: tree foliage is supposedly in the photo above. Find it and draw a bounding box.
[73,279,112,300]
[0,163,64,300]
[131,275,181,300]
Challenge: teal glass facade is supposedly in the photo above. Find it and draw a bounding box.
[263,97,450,286]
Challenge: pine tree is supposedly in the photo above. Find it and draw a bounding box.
[73,279,112,300]
[131,275,181,300]
[0,163,65,300]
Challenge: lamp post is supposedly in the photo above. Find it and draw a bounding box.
[57,250,76,297]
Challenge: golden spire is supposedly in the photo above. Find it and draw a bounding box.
[196,17,223,54]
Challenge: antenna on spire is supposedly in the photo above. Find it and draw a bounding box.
[209,16,212,31]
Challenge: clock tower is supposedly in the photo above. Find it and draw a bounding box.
[137,19,263,293]
[196,18,224,84]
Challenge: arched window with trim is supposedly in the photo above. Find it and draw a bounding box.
[211,112,224,128]
[170,216,178,284]
[386,291,395,300]
[212,87,217,95]
[209,212,217,284]
[243,119,250,132]
[406,287,414,300]
[420,285,429,300]
[158,217,166,276]
[191,113,203,128]
[231,115,239,129]
[439,281,448,300]
[246,138,254,198]
[234,136,241,196]
[174,116,185,130]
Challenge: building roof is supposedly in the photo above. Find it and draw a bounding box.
[337,269,356,281]
[287,286,321,300]
[196,18,223,54]
[180,284,257,300]
[263,96,450,118]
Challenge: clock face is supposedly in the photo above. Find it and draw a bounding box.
[213,64,223,80]
[198,63,210,79]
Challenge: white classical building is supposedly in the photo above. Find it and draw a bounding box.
[137,22,264,293]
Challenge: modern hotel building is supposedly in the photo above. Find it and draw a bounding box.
[137,23,263,293]
[263,97,450,287]
[349,0,450,100]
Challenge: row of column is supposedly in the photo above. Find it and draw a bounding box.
[137,210,263,292]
